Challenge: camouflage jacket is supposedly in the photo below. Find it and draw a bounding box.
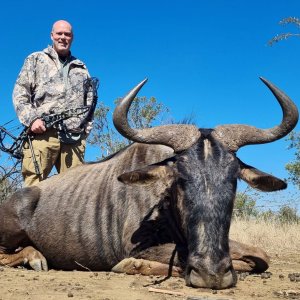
[13,46,93,131]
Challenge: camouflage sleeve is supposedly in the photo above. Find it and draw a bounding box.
[83,69,96,133]
[12,55,40,127]
[85,69,93,107]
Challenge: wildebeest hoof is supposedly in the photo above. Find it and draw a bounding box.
[232,260,254,272]
[28,257,48,271]
[0,246,48,270]
[112,258,144,274]
[22,246,48,271]
[112,257,181,276]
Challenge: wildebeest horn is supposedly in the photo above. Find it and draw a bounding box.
[113,79,201,152]
[213,77,299,151]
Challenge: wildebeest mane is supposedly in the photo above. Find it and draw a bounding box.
[86,143,133,164]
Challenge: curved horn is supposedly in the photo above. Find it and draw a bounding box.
[213,77,299,151]
[113,79,201,152]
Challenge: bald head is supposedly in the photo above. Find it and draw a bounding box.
[51,20,73,57]
[52,20,73,34]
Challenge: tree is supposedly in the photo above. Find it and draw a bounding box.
[259,209,277,222]
[269,17,300,189]
[278,205,299,224]
[285,131,300,189]
[268,17,300,46]
[0,159,22,204]
[233,192,258,219]
[87,96,170,158]
[87,101,127,158]
[0,119,25,201]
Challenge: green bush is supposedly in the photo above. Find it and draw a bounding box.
[233,192,259,219]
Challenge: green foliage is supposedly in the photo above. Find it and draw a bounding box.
[259,209,277,222]
[233,190,299,224]
[233,192,259,219]
[114,96,169,129]
[87,102,129,157]
[269,18,300,189]
[88,96,170,159]
[278,205,299,224]
[286,131,300,189]
[268,17,300,46]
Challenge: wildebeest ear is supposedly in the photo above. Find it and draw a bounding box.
[118,165,174,185]
[238,158,287,192]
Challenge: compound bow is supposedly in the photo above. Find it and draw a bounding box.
[0,77,99,175]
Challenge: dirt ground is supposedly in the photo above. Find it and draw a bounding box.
[0,253,299,300]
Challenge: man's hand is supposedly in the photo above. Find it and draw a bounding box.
[30,119,46,134]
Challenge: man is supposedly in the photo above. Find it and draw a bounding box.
[13,20,95,186]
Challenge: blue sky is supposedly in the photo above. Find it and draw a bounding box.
[1,0,300,209]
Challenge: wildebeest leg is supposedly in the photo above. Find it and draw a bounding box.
[112,244,183,276]
[113,240,269,276]
[0,187,48,270]
[229,239,270,273]
[112,258,182,276]
[0,246,48,271]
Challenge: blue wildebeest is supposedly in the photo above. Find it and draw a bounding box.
[0,78,298,289]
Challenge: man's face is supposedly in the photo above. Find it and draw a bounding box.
[51,21,73,57]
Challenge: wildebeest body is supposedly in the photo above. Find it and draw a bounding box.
[0,77,298,289]
[3,133,239,274]
[22,143,173,270]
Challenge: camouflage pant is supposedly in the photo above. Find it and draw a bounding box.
[22,128,86,187]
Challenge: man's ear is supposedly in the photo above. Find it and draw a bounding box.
[118,165,174,185]
[238,158,287,192]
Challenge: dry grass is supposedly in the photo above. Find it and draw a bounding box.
[230,217,300,256]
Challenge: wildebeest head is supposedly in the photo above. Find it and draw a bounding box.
[113,78,298,289]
